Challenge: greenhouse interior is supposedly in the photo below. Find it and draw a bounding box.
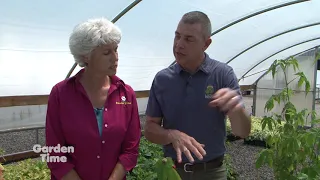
[0,0,320,179]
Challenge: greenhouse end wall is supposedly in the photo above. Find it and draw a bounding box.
[254,48,318,126]
[0,97,148,131]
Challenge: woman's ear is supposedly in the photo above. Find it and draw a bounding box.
[82,55,89,64]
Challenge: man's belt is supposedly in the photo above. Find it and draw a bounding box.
[174,155,224,172]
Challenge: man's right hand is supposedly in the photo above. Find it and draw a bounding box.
[168,130,206,163]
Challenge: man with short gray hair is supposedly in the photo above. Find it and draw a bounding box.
[144,11,251,180]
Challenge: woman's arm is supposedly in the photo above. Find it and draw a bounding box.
[61,169,82,180]
[108,163,127,180]
[46,85,80,180]
[109,91,141,180]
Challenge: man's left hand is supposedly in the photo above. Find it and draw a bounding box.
[208,88,243,115]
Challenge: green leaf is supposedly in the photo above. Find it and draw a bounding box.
[306,133,315,146]
[273,94,281,105]
[262,117,267,131]
[256,149,267,168]
[269,60,278,78]
[311,118,320,126]
[265,96,274,112]
[156,157,181,180]
[297,173,308,179]
[290,57,300,72]
[256,149,273,169]
[267,120,273,131]
[298,76,304,88]
[305,81,310,94]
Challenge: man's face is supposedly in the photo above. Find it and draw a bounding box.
[173,21,211,67]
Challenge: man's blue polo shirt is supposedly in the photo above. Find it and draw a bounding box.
[146,53,242,163]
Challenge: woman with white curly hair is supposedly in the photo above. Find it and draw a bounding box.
[45,17,141,180]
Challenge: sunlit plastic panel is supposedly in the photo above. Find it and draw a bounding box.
[228,25,320,77]
[0,0,135,96]
[206,0,319,76]
[96,0,305,91]
[239,70,268,86]
[255,87,315,126]
[1,0,315,95]
[243,40,320,85]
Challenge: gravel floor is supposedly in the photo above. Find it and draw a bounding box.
[226,140,274,180]
[0,129,45,155]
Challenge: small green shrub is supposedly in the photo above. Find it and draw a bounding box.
[224,153,238,180]
[127,136,163,180]
[255,57,320,179]
[245,117,282,142]
[3,159,50,180]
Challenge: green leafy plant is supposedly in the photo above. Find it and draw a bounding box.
[255,56,320,179]
[224,153,238,180]
[155,157,181,180]
[127,136,163,180]
[0,164,4,180]
[245,117,266,141]
[245,117,283,144]
[3,159,50,180]
[0,148,4,180]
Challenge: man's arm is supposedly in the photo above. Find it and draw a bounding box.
[224,67,251,138]
[228,104,251,138]
[143,78,172,145]
[144,116,173,145]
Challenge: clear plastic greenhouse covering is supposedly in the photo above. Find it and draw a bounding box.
[0,0,320,130]
[254,48,318,126]
[1,0,320,96]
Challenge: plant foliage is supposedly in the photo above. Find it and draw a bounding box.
[255,56,320,180]
[155,157,181,180]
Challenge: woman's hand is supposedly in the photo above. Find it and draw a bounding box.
[108,162,127,180]
[62,169,82,180]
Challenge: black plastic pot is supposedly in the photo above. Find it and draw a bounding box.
[226,134,242,142]
[243,139,270,148]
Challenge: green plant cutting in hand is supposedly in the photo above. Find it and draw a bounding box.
[155,157,181,180]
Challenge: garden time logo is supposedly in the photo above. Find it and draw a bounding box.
[32,144,74,163]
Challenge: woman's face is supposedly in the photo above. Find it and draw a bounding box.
[84,43,119,76]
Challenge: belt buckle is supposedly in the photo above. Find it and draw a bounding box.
[183,162,193,173]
